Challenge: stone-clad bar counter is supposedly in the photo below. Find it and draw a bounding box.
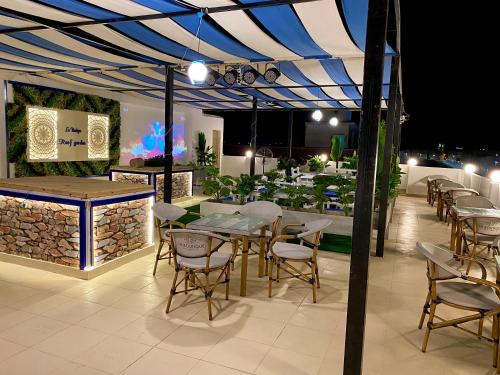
[109,166,193,201]
[0,176,155,277]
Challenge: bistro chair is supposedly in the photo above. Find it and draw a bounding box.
[416,242,500,372]
[427,175,450,204]
[233,201,283,274]
[456,195,495,209]
[166,229,236,320]
[429,178,453,206]
[461,216,500,273]
[151,202,201,275]
[435,181,465,220]
[268,219,332,303]
[443,189,479,223]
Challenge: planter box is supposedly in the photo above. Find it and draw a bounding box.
[200,200,353,236]
[372,197,395,239]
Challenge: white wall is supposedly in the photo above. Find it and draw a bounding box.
[221,155,278,177]
[185,110,223,165]
[403,166,464,195]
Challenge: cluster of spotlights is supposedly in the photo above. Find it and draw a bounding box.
[187,61,281,86]
[311,110,339,127]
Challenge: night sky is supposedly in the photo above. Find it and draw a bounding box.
[209,2,492,153]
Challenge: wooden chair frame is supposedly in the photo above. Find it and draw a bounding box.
[443,189,479,224]
[419,250,500,372]
[152,211,202,275]
[268,223,323,303]
[460,216,500,274]
[166,229,237,320]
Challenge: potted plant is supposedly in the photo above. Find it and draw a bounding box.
[194,132,217,185]
[277,157,298,177]
[201,166,235,202]
[307,155,326,173]
[281,185,310,209]
[258,170,281,202]
[234,174,259,204]
[330,135,344,168]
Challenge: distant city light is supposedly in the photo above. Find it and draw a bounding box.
[464,164,477,174]
[245,150,253,158]
[491,170,500,183]
[320,154,328,162]
[407,158,418,167]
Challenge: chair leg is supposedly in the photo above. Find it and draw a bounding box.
[478,316,484,337]
[466,244,479,274]
[166,268,179,314]
[184,271,189,294]
[276,262,281,283]
[204,273,213,321]
[310,260,317,303]
[422,301,437,352]
[418,292,431,329]
[152,239,164,276]
[225,266,230,300]
[315,262,321,289]
[268,257,274,298]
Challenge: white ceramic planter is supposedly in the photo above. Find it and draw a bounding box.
[200,201,354,236]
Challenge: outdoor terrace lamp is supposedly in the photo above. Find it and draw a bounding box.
[407,158,418,166]
[223,68,239,85]
[312,109,323,122]
[490,170,500,183]
[464,163,477,174]
[329,116,339,126]
[205,70,221,86]
[245,150,253,158]
[264,67,280,84]
[242,67,259,85]
[188,60,208,84]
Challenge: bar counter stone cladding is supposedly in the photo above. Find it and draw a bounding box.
[0,196,81,267]
[93,197,151,266]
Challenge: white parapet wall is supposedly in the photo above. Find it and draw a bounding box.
[221,155,278,177]
[402,165,464,196]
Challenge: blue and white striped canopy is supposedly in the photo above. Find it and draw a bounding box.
[0,0,394,110]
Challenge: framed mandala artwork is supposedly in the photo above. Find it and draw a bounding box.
[88,114,109,160]
[27,107,58,160]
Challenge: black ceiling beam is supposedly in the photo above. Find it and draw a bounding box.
[0,0,321,34]
[203,108,364,112]
[171,98,363,103]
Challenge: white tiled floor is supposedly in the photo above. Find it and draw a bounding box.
[0,195,497,374]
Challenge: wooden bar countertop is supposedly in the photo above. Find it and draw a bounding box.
[0,176,154,199]
[110,165,194,173]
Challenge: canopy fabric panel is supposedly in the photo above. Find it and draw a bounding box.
[0,0,394,109]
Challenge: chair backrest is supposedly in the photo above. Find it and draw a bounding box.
[152,202,187,222]
[168,229,227,260]
[427,175,451,182]
[456,196,495,209]
[449,189,479,201]
[416,242,462,278]
[438,181,464,189]
[298,219,332,246]
[431,178,451,189]
[239,201,282,222]
[465,216,500,236]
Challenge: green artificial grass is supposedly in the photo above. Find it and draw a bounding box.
[179,204,352,254]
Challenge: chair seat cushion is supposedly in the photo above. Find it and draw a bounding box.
[177,252,231,270]
[437,281,500,310]
[273,242,313,260]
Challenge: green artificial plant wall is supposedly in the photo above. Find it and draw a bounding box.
[6,83,120,177]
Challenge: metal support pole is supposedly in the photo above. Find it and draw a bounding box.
[163,65,174,203]
[249,96,257,176]
[343,0,389,373]
[287,111,293,158]
[375,55,400,257]
[393,93,403,155]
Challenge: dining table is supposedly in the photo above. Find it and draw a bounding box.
[186,212,268,297]
[449,206,500,255]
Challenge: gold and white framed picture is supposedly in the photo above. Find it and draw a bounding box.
[87,114,109,160]
[27,107,58,161]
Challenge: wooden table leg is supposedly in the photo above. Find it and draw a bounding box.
[456,221,463,256]
[240,236,249,297]
[258,226,266,278]
[450,214,457,251]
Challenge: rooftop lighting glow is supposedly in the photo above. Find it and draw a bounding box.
[329,117,339,126]
[407,158,418,167]
[312,109,323,122]
[464,164,477,174]
[491,170,500,183]
[320,154,328,162]
[245,150,253,158]
[187,60,208,84]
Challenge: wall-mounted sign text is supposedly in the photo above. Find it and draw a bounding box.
[27,106,109,162]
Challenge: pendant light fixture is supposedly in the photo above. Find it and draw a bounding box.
[187,11,208,85]
[312,87,322,122]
